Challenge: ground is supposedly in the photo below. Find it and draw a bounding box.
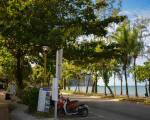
[60,94,150,120]
[1,90,150,120]
[0,90,9,120]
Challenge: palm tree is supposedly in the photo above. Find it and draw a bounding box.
[130,27,144,97]
[112,20,133,97]
[113,20,145,97]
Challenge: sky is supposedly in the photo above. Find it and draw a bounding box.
[121,0,150,65]
[122,0,150,16]
[120,0,150,23]
[98,0,150,86]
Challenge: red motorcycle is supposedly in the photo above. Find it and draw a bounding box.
[57,96,88,117]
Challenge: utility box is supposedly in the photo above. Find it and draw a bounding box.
[37,88,52,112]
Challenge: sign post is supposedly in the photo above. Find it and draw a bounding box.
[52,49,63,120]
[52,78,58,120]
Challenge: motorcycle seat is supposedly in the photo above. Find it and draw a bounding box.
[79,104,85,106]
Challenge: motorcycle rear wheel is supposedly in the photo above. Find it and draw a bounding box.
[79,108,88,117]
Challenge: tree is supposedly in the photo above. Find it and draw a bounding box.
[0,0,125,93]
[30,65,44,87]
[91,69,99,93]
[130,17,150,97]
[0,46,16,83]
[102,69,114,96]
[133,62,150,96]
[62,60,84,91]
[116,69,123,95]
[130,28,144,97]
[113,19,147,97]
[62,61,75,90]
[112,20,135,97]
[99,59,117,96]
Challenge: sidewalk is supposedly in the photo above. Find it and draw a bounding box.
[11,103,54,120]
[1,90,68,120]
[0,90,10,120]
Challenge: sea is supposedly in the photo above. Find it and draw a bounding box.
[69,86,148,97]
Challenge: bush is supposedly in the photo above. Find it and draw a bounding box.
[22,87,39,112]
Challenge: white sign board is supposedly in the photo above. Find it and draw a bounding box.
[37,88,51,112]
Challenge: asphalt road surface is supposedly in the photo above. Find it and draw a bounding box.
[60,95,150,120]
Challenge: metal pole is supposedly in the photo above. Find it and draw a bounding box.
[52,78,58,120]
[54,49,63,120]
[54,101,57,120]
[44,52,47,87]
[54,50,59,120]
[42,46,49,87]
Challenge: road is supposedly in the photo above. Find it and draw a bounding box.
[60,95,150,120]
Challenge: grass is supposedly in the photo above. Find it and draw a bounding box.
[119,97,150,105]
[32,110,54,118]
[28,107,54,119]
[61,90,104,96]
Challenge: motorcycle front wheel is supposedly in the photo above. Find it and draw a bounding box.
[79,108,88,117]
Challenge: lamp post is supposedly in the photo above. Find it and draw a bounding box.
[42,46,49,87]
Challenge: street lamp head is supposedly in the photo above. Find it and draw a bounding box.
[42,46,49,53]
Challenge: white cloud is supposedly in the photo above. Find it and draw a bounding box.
[120,9,150,52]
[119,9,150,19]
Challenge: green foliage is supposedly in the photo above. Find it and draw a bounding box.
[113,19,145,64]
[62,60,84,86]
[0,0,124,49]
[30,65,44,86]
[0,46,15,80]
[100,59,115,85]
[0,0,125,92]
[132,62,150,82]
[22,87,39,112]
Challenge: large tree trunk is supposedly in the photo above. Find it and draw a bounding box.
[77,80,80,92]
[106,84,114,96]
[94,74,98,93]
[68,80,71,91]
[133,57,138,97]
[117,72,123,95]
[114,72,116,96]
[120,73,123,95]
[104,85,107,96]
[92,74,98,93]
[124,64,129,97]
[92,80,95,93]
[16,52,23,97]
[145,81,148,97]
[86,74,90,94]
[148,78,150,96]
